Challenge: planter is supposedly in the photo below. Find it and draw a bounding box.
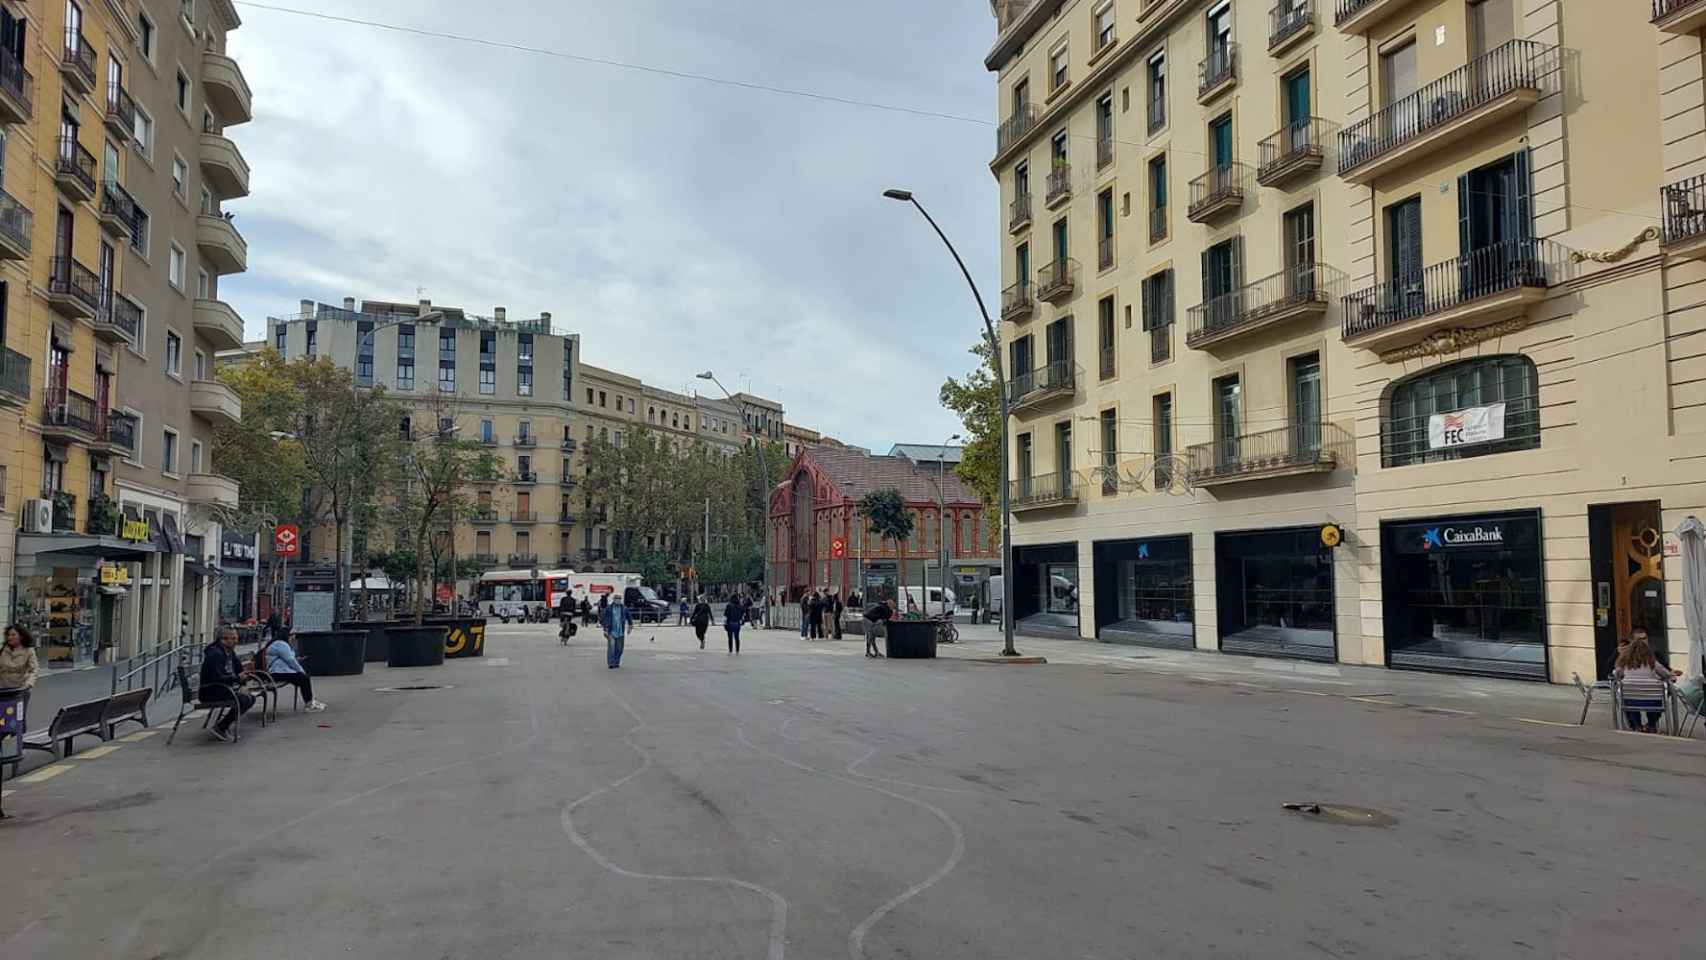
[883,619,938,659]
[342,622,391,663]
[426,618,488,659]
[294,630,367,676]
[387,625,448,668]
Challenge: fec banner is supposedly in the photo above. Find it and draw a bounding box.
[1427,402,1506,450]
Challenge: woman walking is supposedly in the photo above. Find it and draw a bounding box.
[724,595,746,654]
[0,624,40,724]
[691,595,713,649]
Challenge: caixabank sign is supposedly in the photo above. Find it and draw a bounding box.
[1388,512,1540,556]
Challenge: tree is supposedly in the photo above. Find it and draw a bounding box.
[940,340,1002,538]
[858,488,914,614]
[212,347,315,532]
[386,392,502,623]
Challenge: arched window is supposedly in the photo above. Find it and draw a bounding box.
[1383,354,1539,468]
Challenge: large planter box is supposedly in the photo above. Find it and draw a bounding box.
[884,619,938,659]
[354,622,392,663]
[426,618,488,659]
[387,626,448,668]
[295,630,367,676]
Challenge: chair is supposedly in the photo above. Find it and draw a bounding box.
[1572,673,1612,726]
[1613,675,1672,734]
[168,663,244,745]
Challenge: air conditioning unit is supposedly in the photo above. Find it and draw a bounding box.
[22,498,53,534]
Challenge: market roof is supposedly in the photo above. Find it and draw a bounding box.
[888,443,965,466]
[803,446,979,504]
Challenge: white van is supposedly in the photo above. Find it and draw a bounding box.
[898,585,957,618]
[986,575,1004,617]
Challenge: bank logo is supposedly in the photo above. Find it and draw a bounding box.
[1138,544,1150,559]
[1422,528,1443,551]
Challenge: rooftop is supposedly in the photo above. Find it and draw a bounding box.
[803,445,979,505]
[889,443,965,465]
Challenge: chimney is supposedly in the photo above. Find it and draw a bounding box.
[418,299,432,317]
[540,311,552,324]
[342,297,356,312]
[494,307,506,322]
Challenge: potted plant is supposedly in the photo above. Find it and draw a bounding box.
[88,496,120,537]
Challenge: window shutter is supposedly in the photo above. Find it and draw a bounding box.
[1140,277,1153,330]
[1512,148,1533,240]
[1456,173,1471,257]
[1232,236,1245,290]
[1200,249,1212,304]
[1164,270,1175,327]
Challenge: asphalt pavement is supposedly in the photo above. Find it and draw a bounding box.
[4,621,1704,959]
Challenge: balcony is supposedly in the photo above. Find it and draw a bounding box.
[1662,174,1706,260]
[105,83,136,140]
[1338,40,1549,185]
[1333,0,1419,34]
[1186,422,1349,487]
[1008,360,1077,412]
[1009,193,1032,234]
[1149,204,1168,242]
[47,257,100,319]
[0,188,32,260]
[46,490,77,532]
[1187,265,1330,350]
[99,181,140,237]
[510,511,538,525]
[1270,0,1316,54]
[1187,164,1247,223]
[996,103,1036,157]
[470,553,500,567]
[61,30,95,95]
[513,471,538,485]
[1197,42,1238,103]
[559,476,578,490]
[85,495,119,536]
[1036,258,1078,303]
[202,52,253,125]
[100,412,138,457]
[1341,238,1554,352]
[0,346,30,408]
[55,137,97,202]
[93,293,141,346]
[1001,281,1035,323]
[187,473,241,508]
[0,43,32,124]
[194,299,246,350]
[561,437,578,452]
[43,387,100,442]
[1045,164,1072,208]
[557,513,578,526]
[470,509,499,525]
[189,379,242,427]
[508,553,539,568]
[1655,0,1706,33]
[199,131,251,198]
[197,214,249,274]
[1257,118,1328,188]
[513,435,536,448]
[1010,472,1078,513]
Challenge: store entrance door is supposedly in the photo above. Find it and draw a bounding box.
[1589,501,1668,680]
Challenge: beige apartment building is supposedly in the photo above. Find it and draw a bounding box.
[0,0,251,666]
[987,0,1706,683]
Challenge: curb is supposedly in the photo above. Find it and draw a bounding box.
[963,656,1049,665]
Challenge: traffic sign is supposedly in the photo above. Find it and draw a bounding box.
[831,536,847,559]
[274,524,300,558]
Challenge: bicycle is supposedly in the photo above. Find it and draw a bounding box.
[935,616,959,644]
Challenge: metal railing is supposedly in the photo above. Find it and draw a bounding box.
[1096,134,1114,169]
[1186,421,1349,483]
[509,511,538,523]
[1187,163,1246,219]
[997,103,1036,154]
[111,637,202,698]
[0,188,31,255]
[557,513,577,525]
[1036,258,1078,301]
[107,294,143,340]
[1011,471,1076,506]
[1099,345,1116,380]
[512,434,536,447]
[1150,319,1172,363]
[508,553,539,567]
[1009,193,1032,230]
[561,437,578,451]
[1258,117,1328,180]
[1382,392,1540,468]
[61,29,95,89]
[1008,360,1076,405]
[1187,265,1328,346]
[49,256,102,313]
[106,82,137,132]
[558,476,578,489]
[1270,0,1314,47]
[1654,0,1706,22]
[0,42,32,116]
[1001,281,1034,321]
[1342,238,1552,339]
[1098,235,1114,271]
[1333,0,1383,24]
[1661,173,1706,245]
[469,509,498,524]
[56,136,97,196]
[101,180,140,227]
[1045,164,1072,204]
[106,411,138,454]
[1149,202,1168,241]
[45,386,100,435]
[1338,40,1549,176]
[1198,42,1237,96]
[514,471,538,484]
[471,553,500,566]
[1147,94,1166,135]
[0,346,28,404]
[42,487,77,531]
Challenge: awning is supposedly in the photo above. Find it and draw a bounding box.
[185,558,219,579]
[161,512,184,555]
[14,532,157,562]
[350,575,393,591]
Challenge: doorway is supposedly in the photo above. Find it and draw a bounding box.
[1589,501,1668,680]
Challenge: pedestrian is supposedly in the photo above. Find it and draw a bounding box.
[598,593,610,624]
[799,592,811,639]
[263,611,284,644]
[200,626,254,741]
[678,596,690,626]
[808,590,825,640]
[0,624,40,723]
[969,590,980,625]
[601,594,632,669]
[261,628,327,713]
[862,596,893,658]
[724,595,745,653]
[580,596,593,626]
[830,592,845,639]
[691,595,713,649]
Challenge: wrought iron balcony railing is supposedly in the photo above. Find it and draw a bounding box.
[49,256,102,313]
[1008,360,1076,405]
[1036,258,1078,301]
[0,41,32,117]
[1001,281,1034,322]
[106,82,137,134]
[0,346,29,404]
[44,386,100,436]
[1149,203,1168,242]
[56,136,97,196]
[1147,94,1166,135]
[1654,0,1706,22]
[106,411,138,454]
[61,29,95,91]
[1270,0,1314,49]
[1662,173,1706,246]
[1009,193,1032,231]
[1187,265,1329,347]
[0,188,32,256]
[1187,163,1247,220]
[1096,134,1114,169]
[1198,42,1237,97]
[1186,421,1349,484]
[101,180,140,227]
[1045,164,1072,205]
[1010,471,1077,507]
[997,103,1036,155]
[1341,237,1553,340]
[1257,117,1329,183]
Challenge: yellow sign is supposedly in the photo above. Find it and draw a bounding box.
[121,518,150,542]
[1320,524,1344,549]
[99,563,132,586]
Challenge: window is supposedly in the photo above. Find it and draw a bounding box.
[1049,43,1069,92]
[274,323,286,352]
[518,334,533,362]
[1146,52,1166,134]
[518,420,531,442]
[171,156,186,198]
[175,68,190,116]
[518,455,532,477]
[168,243,185,289]
[438,328,456,362]
[199,186,212,215]
[1148,154,1168,241]
[1213,374,1241,466]
[479,367,495,395]
[1383,356,1539,467]
[1142,269,1175,363]
[196,268,209,300]
[1291,352,1322,454]
[1009,333,1034,382]
[439,363,455,392]
[1099,409,1118,494]
[628,398,635,414]
[132,105,153,157]
[1015,161,1029,201]
[1386,196,1423,286]
[1097,188,1115,269]
[479,418,494,443]
[165,330,181,375]
[1153,393,1174,486]
[1206,2,1233,63]
[1209,113,1233,169]
[585,387,594,404]
[1282,65,1311,130]
[180,0,195,24]
[103,139,120,186]
[190,440,202,474]
[304,323,316,357]
[1200,236,1242,332]
[193,348,206,380]
[398,326,414,354]
[1015,241,1030,291]
[1051,216,1068,262]
[130,203,149,253]
[1380,39,1419,137]
[1094,2,1116,51]
[1460,150,1532,255]
[162,428,178,474]
[1095,95,1114,168]
[1053,420,1072,482]
[1097,295,1116,380]
[396,361,414,391]
[598,390,606,407]
[517,368,532,396]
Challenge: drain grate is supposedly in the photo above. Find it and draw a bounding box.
[373,684,454,693]
[1282,802,1398,828]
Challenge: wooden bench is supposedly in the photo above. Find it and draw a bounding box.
[22,698,111,760]
[101,688,152,739]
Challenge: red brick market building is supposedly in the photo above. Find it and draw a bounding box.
[768,446,996,603]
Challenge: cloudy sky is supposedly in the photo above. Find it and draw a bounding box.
[223,0,1000,451]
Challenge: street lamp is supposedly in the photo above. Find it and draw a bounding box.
[936,432,961,620]
[883,188,1019,656]
[697,370,771,624]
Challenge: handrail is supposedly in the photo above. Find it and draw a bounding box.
[1654,0,1706,21]
[1187,264,1328,346]
[1270,0,1314,47]
[1197,41,1237,96]
[1341,238,1554,339]
[1661,173,1706,245]
[1257,117,1329,179]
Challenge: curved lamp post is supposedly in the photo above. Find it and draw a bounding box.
[882,188,1018,656]
[697,370,772,624]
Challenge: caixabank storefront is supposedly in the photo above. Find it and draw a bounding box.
[1379,510,1549,681]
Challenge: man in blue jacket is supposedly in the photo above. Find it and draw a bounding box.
[200,627,254,741]
[601,595,632,669]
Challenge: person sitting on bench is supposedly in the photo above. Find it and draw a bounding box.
[201,627,255,741]
[261,628,326,713]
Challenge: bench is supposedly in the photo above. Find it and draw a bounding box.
[101,688,152,739]
[167,663,245,745]
[22,697,111,760]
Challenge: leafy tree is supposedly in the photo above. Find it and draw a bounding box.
[212,347,315,533]
[939,341,1002,537]
[386,392,502,623]
[858,488,914,612]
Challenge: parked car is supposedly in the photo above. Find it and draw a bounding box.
[623,586,671,623]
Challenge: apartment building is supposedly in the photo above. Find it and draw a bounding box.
[269,298,580,577]
[987,0,1706,684]
[0,0,250,666]
[694,393,744,456]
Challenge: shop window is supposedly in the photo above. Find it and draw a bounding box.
[1215,528,1335,662]
[1383,355,1539,468]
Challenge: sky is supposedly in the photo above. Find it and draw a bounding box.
[222,0,1002,452]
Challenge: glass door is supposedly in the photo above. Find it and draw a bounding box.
[1215,375,1240,467]
[1290,354,1322,456]
[1380,41,1419,143]
[1017,434,1033,499]
[1284,67,1311,153]
[1284,203,1315,297]
[1210,114,1233,170]
[1054,421,1072,492]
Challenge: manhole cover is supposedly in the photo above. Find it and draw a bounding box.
[1281,802,1398,828]
[373,684,454,693]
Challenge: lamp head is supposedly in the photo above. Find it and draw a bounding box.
[695,371,714,380]
[882,189,914,202]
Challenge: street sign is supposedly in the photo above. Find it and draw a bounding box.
[274,524,300,558]
[831,536,847,559]
[436,583,453,604]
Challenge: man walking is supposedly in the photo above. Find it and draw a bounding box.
[601,594,632,669]
[799,592,810,639]
[862,596,893,659]
[808,590,825,640]
[830,592,845,639]
[677,596,689,626]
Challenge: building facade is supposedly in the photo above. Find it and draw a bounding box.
[986,0,1706,682]
[1,0,251,666]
